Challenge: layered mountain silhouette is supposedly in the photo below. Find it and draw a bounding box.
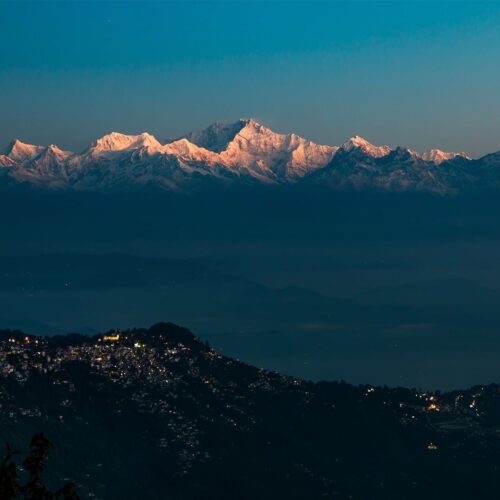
[2,118,495,194]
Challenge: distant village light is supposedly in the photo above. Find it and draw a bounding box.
[103,334,120,342]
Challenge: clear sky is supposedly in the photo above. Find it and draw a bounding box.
[2,1,500,157]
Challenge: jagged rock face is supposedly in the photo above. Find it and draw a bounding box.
[421,148,469,165]
[213,119,338,181]
[340,135,391,158]
[85,132,162,156]
[3,141,73,187]
[303,146,468,194]
[0,120,338,191]
[178,120,247,153]
[0,119,496,194]
[6,139,46,162]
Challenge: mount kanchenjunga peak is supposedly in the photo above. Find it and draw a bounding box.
[179,120,248,153]
[0,120,338,190]
[177,119,338,181]
[0,120,495,193]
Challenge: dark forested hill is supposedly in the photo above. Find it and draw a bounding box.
[1,323,500,499]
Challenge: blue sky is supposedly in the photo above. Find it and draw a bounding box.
[1,1,500,157]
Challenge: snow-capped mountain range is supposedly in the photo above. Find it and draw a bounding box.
[1,118,494,194]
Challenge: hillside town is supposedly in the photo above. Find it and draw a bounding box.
[1,323,500,499]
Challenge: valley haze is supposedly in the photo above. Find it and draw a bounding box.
[2,178,500,390]
[2,120,500,390]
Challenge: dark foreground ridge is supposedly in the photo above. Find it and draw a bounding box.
[1,323,500,499]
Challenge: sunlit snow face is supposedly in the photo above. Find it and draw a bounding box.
[2,118,471,192]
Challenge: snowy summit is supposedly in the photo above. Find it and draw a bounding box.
[0,119,491,194]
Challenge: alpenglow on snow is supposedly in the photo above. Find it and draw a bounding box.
[2,119,493,194]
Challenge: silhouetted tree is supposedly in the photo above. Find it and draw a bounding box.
[0,434,79,500]
[0,444,21,500]
[23,433,55,499]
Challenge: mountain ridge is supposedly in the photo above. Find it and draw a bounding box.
[1,119,496,194]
